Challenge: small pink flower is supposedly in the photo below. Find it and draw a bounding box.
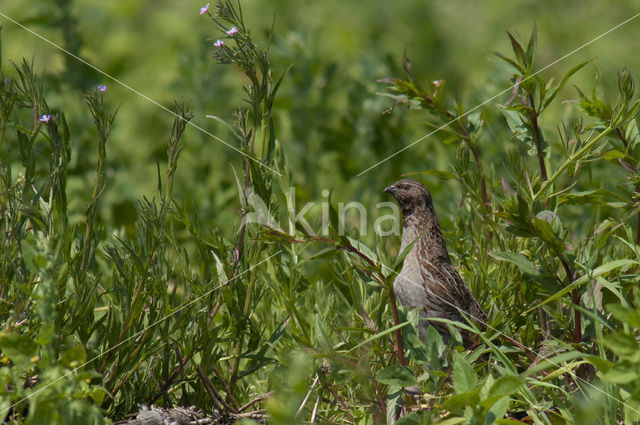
[39,114,51,123]
[98,85,107,92]
[200,3,209,15]
[213,40,224,47]
[226,27,238,36]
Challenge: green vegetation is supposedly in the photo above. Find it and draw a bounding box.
[1,1,640,424]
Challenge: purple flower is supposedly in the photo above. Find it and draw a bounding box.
[226,27,238,36]
[213,40,224,47]
[39,114,51,123]
[200,3,209,15]
[98,85,106,92]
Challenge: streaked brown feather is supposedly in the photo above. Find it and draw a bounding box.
[384,178,487,347]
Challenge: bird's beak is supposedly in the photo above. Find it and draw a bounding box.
[384,185,396,195]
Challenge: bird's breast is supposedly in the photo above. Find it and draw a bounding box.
[393,247,428,308]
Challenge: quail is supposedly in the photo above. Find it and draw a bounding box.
[384,179,486,347]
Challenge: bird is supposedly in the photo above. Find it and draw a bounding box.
[384,178,487,347]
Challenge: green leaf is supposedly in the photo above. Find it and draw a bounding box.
[606,303,640,328]
[59,345,87,368]
[489,51,525,74]
[391,232,420,270]
[395,412,421,425]
[452,352,477,393]
[500,107,534,146]
[487,396,510,425]
[435,418,466,425]
[0,333,38,365]
[489,251,538,276]
[602,363,639,384]
[524,350,585,376]
[600,331,639,358]
[314,314,334,354]
[523,259,638,314]
[507,32,527,69]
[487,375,524,399]
[558,189,621,206]
[376,365,417,387]
[526,22,537,69]
[205,114,244,143]
[405,331,429,365]
[542,59,592,109]
[29,401,60,425]
[60,400,105,425]
[625,118,640,149]
[533,212,563,252]
[348,322,409,352]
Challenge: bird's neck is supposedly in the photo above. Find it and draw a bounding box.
[400,205,449,261]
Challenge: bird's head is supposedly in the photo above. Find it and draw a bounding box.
[384,179,433,217]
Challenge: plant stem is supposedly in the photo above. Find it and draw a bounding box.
[528,94,548,181]
[228,269,256,403]
[388,289,406,365]
[82,146,105,272]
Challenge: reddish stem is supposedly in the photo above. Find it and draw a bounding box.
[388,289,406,365]
[528,94,548,181]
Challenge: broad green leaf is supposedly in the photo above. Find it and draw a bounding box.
[405,332,429,365]
[487,375,524,399]
[584,355,613,372]
[59,345,87,368]
[29,401,59,425]
[425,325,445,365]
[625,119,640,149]
[500,107,534,146]
[533,211,563,252]
[600,331,639,358]
[602,364,639,384]
[60,400,105,425]
[623,395,640,425]
[376,365,417,387]
[0,333,38,366]
[606,303,640,328]
[452,352,477,393]
[487,396,510,425]
[395,412,421,425]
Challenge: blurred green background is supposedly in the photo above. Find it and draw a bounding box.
[1,0,639,241]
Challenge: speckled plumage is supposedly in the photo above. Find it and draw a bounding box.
[385,179,486,347]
